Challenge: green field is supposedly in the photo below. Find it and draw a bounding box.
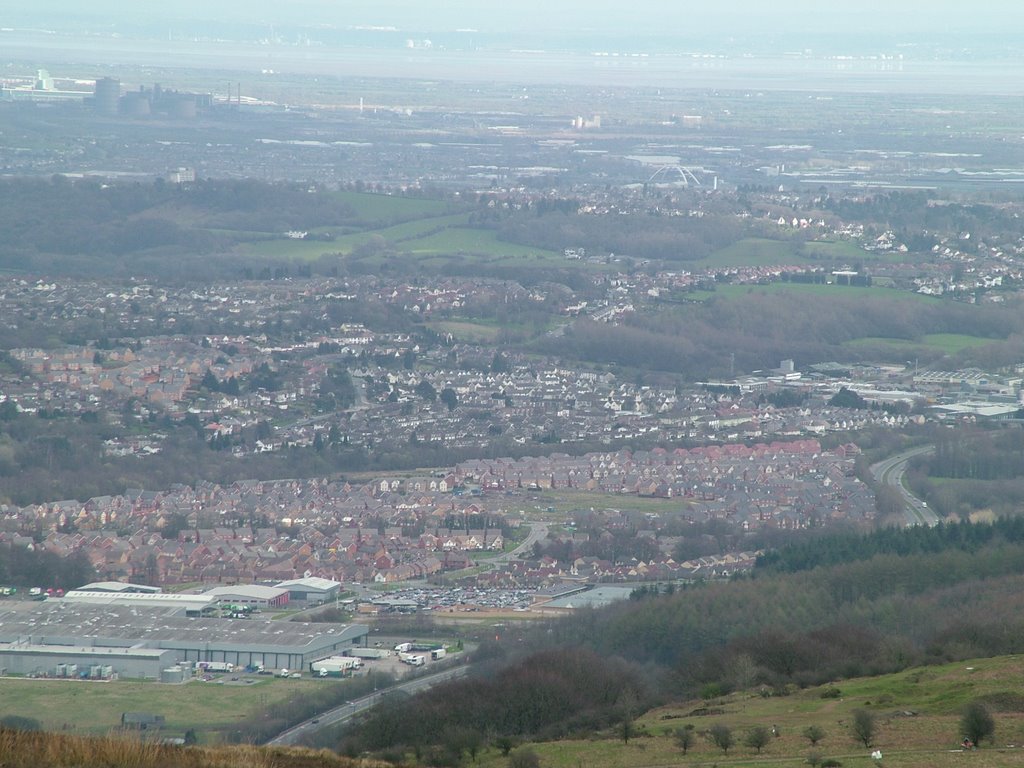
[332,190,454,224]
[921,333,1000,353]
[237,213,567,264]
[469,655,1024,768]
[426,321,504,343]
[241,212,473,260]
[401,228,559,259]
[845,333,999,355]
[0,676,320,738]
[697,237,806,268]
[530,489,698,520]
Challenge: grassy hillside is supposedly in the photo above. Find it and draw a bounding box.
[472,655,1024,768]
[0,676,323,739]
[0,730,391,768]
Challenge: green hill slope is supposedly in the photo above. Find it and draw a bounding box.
[475,655,1024,768]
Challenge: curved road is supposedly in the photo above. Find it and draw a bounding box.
[870,445,940,527]
[267,664,469,746]
[493,521,548,566]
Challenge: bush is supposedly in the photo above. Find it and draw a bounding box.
[708,723,734,754]
[675,727,696,755]
[803,725,826,746]
[508,746,541,768]
[700,682,724,700]
[961,700,996,746]
[0,715,41,732]
[744,726,772,754]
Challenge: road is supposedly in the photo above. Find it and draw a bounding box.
[870,445,940,527]
[266,664,468,746]
[492,521,548,566]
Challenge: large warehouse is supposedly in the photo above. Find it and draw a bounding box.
[0,603,368,676]
[274,577,342,604]
[201,585,289,609]
[62,590,216,616]
[0,643,176,680]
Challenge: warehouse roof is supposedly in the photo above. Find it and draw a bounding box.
[203,585,288,601]
[77,581,162,594]
[0,604,367,653]
[0,642,170,659]
[62,591,215,611]
[275,577,341,592]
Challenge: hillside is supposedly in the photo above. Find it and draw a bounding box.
[472,655,1024,768]
[0,731,392,768]
[335,522,1024,764]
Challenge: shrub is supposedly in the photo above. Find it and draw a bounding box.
[708,723,734,754]
[508,747,541,768]
[803,725,826,746]
[961,700,996,746]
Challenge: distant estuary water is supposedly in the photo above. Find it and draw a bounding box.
[5,29,1024,95]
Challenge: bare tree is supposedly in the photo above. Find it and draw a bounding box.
[675,726,695,755]
[745,725,772,754]
[709,723,734,754]
[852,709,875,747]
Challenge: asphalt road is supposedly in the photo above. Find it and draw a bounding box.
[266,664,468,746]
[870,445,940,527]
[493,521,548,566]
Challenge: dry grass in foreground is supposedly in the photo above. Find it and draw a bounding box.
[0,728,392,768]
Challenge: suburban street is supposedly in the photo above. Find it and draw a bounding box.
[493,521,548,566]
[870,445,940,527]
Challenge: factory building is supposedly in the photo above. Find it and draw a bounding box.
[202,585,289,609]
[0,642,177,680]
[0,603,368,676]
[62,590,215,616]
[274,577,342,605]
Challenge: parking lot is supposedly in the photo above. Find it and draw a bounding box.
[371,586,536,613]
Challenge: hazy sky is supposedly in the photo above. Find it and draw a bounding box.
[28,1,1024,39]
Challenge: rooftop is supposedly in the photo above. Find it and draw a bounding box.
[0,604,367,652]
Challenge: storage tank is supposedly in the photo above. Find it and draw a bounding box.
[160,666,188,684]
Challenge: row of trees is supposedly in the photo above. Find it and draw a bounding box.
[0,543,95,591]
[340,648,655,761]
